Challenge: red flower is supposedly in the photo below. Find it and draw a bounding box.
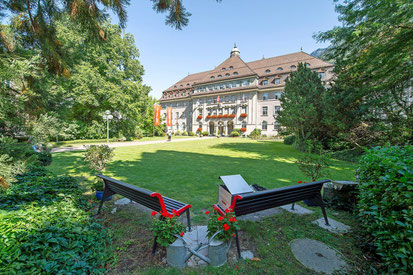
[225,209,230,213]
[223,223,230,231]
[233,233,236,237]
[240,128,247,132]
[298,181,303,183]
[217,216,223,221]
[180,231,184,237]
[230,217,237,222]
[236,265,238,269]
[205,211,210,215]
[151,211,157,216]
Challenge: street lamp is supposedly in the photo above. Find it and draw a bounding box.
[103,110,113,145]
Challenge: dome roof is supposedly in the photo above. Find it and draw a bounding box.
[230,44,240,57]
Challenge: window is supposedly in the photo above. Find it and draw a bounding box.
[318,72,325,79]
[211,76,215,79]
[174,85,177,88]
[305,63,310,67]
[231,95,236,102]
[262,121,267,130]
[213,97,217,103]
[275,78,281,84]
[224,108,228,114]
[229,66,234,70]
[225,73,230,77]
[220,84,224,89]
[274,92,280,100]
[232,82,237,88]
[218,75,222,78]
[187,83,190,86]
[242,121,246,128]
[274,106,281,115]
[233,72,238,75]
[225,83,231,89]
[231,107,236,114]
[222,67,226,71]
[199,123,202,128]
[290,65,296,69]
[265,69,271,73]
[277,67,283,71]
[242,80,249,87]
[180,85,183,87]
[262,80,268,86]
[262,106,268,116]
[274,121,280,130]
[208,97,212,104]
[262,93,268,101]
[242,106,247,113]
[242,93,247,101]
[225,96,229,102]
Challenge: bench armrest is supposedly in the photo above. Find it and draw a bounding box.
[151,192,191,217]
[213,194,243,216]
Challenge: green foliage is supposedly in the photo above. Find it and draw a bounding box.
[0,167,112,274]
[233,128,242,134]
[283,135,296,145]
[330,148,364,163]
[182,131,188,136]
[150,212,185,247]
[188,131,195,136]
[37,152,52,166]
[277,63,330,145]
[176,130,181,136]
[83,145,114,173]
[206,210,240,243]
[250,128,261,138]
[316,0,413,146]
[356,145,413,273]
[230,131,240,137]
[296,141,331,181]
[201,131,209,136]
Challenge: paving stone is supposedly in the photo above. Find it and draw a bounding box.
[280,204,314,215]
[241,250,254,260]
[114,198,131,205]
[238,207,283,221]
[312,217,351,233]
[291,238,348,274]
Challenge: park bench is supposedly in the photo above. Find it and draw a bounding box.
[96,174,192,253]
[213,176,330,258]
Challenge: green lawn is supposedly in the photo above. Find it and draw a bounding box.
[49,138,355,221]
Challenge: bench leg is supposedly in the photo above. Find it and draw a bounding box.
[152,237,158,254]
[97,198,105,215]
[235,230,241,259]
[186,210,191,232]
[320,204,329,226]
[291,203,295,210]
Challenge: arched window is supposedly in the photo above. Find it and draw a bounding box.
[305,63,310,67]
[290,65,296,69]
[262,121,267,130]
[265,69,271,73]
[218,75,222,78]
[186,83,190,86]
[180,84,183,87]
[210,76,215,79]
[229,66,234,70]
[242,121,246,128]
[225,73,230,77]
[277,67,283,71]
[222,67,226,71]
[233,72,238,76]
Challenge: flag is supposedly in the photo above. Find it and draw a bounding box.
[154,105,161,126]
[166,107,172,127]
[217,95,220,103]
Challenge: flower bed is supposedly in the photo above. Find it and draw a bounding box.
[197,128,202,132]
[217,114,223,118]
[211,115,217,119]
[206,115,211,119]
[240,113,247,118]
[223,114,229,118]
[229,114,236,118]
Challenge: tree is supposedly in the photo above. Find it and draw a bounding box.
[277,63,330,146]
[316,0,413,145]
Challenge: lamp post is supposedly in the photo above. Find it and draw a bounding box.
[103,110,113,145]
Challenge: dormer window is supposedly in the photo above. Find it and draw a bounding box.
[262,80,268,86]
[210,76,215,79]
[290,65,296,70]
[233,72,238,76]
[318,72,325,79]
[222,67,226,71]
[305,63,310,67]
[277,67,283,71]
[265,69,271,73]
[174,85,177,88]
[186,83,190,86]
[275,78,281,84]
[218,75,222,78]
[229,66,234,70]
[225,73,230,77]
[180,84,183,87]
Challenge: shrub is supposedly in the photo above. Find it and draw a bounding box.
[250,128,261,138]
[330,148,364,163]
[296,141,331,181]
[189,131,195,136]
[37,152,52,166]
[201,131,209,136]
[283,135,296,145]
[233,128,242,134]
[176,130,181,136]
[83,145,114,173]
[230,131,240,137]
[150,211,185,247]
[182,131,188,136]
[356,145,413,273]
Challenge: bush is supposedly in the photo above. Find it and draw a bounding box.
[296,140,331,181]
[83,145,114,173]
[283,135,296,145]
[135,127,144,139]
[189,131,195,136]
[0,167,112,273]
[201,131,209,136]
[230,131,240,137]
[233,128,242,134]
[182,131,188,136]
[37,152,52,166]
[356,145,413,273]
[250,128,261,138]
[330,148,364,163]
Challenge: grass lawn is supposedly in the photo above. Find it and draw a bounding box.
[49,138,356,222]
[52,135,193,147]
[48,138,373,274]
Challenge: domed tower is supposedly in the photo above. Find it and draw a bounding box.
[230,43,240,57]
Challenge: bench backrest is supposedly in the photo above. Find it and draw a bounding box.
[233,180,329,216]
[97,174,162,211]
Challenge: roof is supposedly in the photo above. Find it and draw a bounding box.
[162,51,333,95]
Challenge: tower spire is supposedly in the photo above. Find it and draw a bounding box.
[230,44,240,57]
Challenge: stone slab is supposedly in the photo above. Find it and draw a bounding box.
[291,238,348,274]
[280,204,314,215]
[241,250,254,260]
[312,217,351,233]
[238,207,283,221]
[114,198,131,205]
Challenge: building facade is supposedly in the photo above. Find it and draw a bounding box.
[159,45,334,136]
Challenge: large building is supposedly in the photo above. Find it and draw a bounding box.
[159,45,333,136]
